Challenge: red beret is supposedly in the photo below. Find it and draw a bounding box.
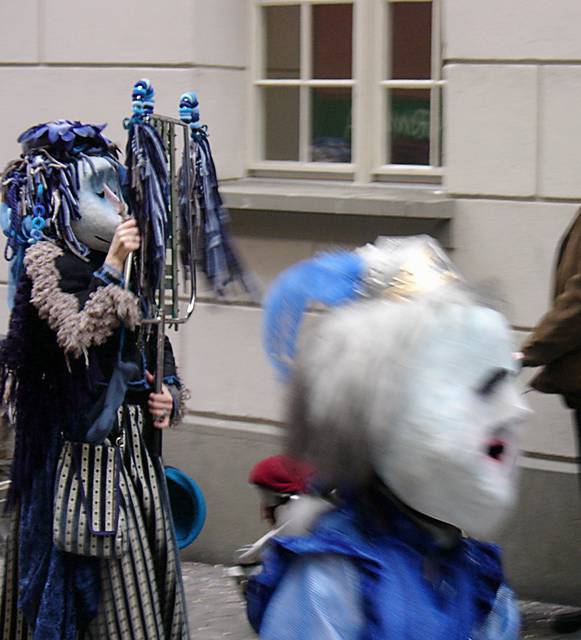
[249,455,315,494]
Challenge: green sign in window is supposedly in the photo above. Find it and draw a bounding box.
[311,92,431,165]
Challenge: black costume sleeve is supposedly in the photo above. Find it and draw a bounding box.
[163,336,178,379]
[24,241,140,360]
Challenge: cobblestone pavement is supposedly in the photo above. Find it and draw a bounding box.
[520,601,581,640]
[183,562,255,640]
[182,562,581,640]
[0,554,578,638]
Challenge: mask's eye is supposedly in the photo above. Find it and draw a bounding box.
[477,368,509,397]
[105,174,121,199]
[91,165,116,200]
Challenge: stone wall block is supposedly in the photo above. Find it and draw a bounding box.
[0,67,245,181]
[0,1,39,62]
[451,200,577,328]
[191,0,248,67]
[538,66,581,199]
[177,303,284,422]
[444,64,538,197]
[43,0,195,65]
[444,0,581,61]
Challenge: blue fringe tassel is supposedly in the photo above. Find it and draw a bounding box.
[179,91,247,294]
[124,117,170,308]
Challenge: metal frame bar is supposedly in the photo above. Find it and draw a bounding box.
[143,114,196,326]
[256,79,355,88]
[380,0,390,165]
[375,0,442,175]
[249,4,260,164]
[353,0,371,182]
[380,79,445,89]
[257,0,353,5]
[429,0,442,168]
[249,160,354,173]
[374,164,443,176]
[300,2,311,161]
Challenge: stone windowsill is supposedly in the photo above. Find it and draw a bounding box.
[219,178,454,220]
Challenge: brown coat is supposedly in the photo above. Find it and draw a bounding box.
[523,208,581,400]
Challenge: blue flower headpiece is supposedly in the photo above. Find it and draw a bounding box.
[18,119,115,159]
[1,120,121,307]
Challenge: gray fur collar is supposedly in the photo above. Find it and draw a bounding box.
[24,241,140,360]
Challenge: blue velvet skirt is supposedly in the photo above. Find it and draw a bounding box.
[0,404,189,640]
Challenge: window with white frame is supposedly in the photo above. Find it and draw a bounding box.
[250,0,442,182]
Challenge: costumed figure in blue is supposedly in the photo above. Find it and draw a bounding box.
[0,119,189,639]
[249,236,530,639]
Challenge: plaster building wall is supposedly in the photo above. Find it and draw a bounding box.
[0,0,579,605]
[0,0,247,180]
[443,0,581,603]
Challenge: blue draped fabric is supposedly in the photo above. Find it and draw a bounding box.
[248,502,519,639]
[195,136,244,291]
[85,329,140,445]
[17,431,100,640]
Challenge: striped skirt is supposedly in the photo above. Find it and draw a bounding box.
[0,404,190,640]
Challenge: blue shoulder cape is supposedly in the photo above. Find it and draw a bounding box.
[247,502,513,639]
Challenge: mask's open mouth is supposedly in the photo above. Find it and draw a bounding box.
[486,438,507,462]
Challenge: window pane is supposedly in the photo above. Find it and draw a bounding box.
[311,88,352,162]
[389,2,432,80]
[263,88,300,161]
[312,4,353,79]
[387,89,430,165]
[264,6,300,79]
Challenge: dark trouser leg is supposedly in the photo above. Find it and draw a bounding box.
[550,410,581,634]
[574,409,581,495]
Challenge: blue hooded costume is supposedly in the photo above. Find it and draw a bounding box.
[0,120,189,639]
[250,237,526,639]
[247,499,519,639]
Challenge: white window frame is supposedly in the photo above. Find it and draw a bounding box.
[249,0,443,183]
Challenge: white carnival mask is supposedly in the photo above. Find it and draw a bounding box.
[72,156,125,252]
[266,235,530,539]
[369,303,529,538]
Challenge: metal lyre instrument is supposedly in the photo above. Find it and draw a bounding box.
[134,113,197,391]
[124,79,198,454]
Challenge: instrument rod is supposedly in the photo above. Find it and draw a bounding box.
[155,310,166,395]
[124,252,133,290]
[169,122,180,319]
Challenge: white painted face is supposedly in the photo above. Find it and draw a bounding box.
[72,157,124,252]
[371,304,529,538]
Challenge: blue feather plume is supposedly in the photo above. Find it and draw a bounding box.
[263,250,366,380]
